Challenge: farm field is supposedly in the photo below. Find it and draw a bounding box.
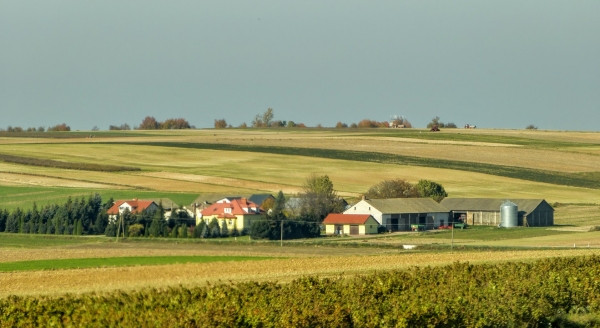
[1,128,600,210]
[1,128,600,302]
[1,234,600,298]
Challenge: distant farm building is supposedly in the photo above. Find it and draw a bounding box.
[440,198,554,227]
[323,214,379,235]
[344,197,449,231]
[107,199,158,222]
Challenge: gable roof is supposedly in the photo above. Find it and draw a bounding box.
[363,198,448,214]
[439,198,553,214]
[248,194,274,206]
[107,199,157,215]
[323,214,375,225]
[191,194,250,206]
[200,198,262,218]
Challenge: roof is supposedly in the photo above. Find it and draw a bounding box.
[191,193,250,206]
[362,198,448,214]
[149,198,179,210]
[248,194,274,206]
[200,198,262,217]
[439,198,553,214]
[107,199,157,215]
[323,214,374,225]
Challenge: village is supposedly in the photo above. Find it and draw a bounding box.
[108,193,555,238]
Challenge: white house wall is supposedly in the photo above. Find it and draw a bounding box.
[343,200,384,225]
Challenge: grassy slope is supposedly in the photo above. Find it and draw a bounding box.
[112,141,600,189]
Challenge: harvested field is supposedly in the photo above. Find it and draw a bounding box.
[1,248,599,297]
[0,172,119,189]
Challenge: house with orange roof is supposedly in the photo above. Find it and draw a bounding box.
[107,198,159,222]
[199,198,262,232]
[322,213,379,235]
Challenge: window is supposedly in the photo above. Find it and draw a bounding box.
[354,207,356,210]
[228,220,232,225]
[368,207,371,211]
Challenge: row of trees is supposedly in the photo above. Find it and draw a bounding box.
[0,194,110,236]
[0,124,71,133]
[364,179,448,202]
[426,116,457,129]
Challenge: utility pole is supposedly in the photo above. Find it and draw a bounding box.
[451,221,454,252]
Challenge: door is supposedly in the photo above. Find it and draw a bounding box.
[350,225,359,235]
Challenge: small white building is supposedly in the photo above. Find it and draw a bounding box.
[344,197,449,231]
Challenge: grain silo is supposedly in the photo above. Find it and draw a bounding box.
[500,201,518,228]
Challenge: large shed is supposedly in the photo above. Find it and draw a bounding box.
[344,198,449,231]
[323,214,379,235]
[439,198,554,227]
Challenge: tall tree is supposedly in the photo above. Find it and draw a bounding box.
[262,108,274,127]
[299,175,345,221]
[138,116,159,130]
[415,180,448,202]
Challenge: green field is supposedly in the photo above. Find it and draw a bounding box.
[0,255,269,272]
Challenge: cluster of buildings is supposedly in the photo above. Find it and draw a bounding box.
[326,197,554,235]
[108,194,554,236]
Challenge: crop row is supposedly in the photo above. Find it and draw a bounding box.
[2,255,600,327]
[0,154,140,172]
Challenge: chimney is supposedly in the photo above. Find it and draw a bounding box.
[361,195,366,201]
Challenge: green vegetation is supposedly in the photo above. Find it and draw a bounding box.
[0,153,140,172]
[0,233,105,248]
[111,142,600,189]
[0,256,269,272]
[3,256,600,326]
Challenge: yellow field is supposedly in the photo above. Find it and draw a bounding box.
[1,130,600,204]
[1,241,598,297]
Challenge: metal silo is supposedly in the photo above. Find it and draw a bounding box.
[500,201,518,228]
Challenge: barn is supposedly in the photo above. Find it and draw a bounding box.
[439,198,554,227]
[344,197,449,231]
[322,214,379,235]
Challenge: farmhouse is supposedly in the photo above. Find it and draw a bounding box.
[323,214,379,235]
[440,198,554,227]
[107,199,159,222]
[344,197,449,231]
[199,198,262,232]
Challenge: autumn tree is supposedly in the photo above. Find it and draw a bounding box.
[299,175,345,221]
[47,123,71,132]
[138,116,159,130]
[214,119,227,129]
[364,179,419,199]
[427,117,446,129]
[161,118,190,129]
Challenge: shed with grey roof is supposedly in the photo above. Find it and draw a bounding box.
[439,198,554,227]
[343,197,450,231]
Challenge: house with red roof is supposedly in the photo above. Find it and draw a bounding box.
[199,198,262,232]
[107,199,159,222]
[322,213,379,235]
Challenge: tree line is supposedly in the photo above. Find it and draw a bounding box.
[0,194,109,235]
[0,123,71,133]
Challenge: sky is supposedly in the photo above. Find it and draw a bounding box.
[1,1,599,131]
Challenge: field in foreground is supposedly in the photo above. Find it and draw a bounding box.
[3,256,600,327]
[2,234,600,298]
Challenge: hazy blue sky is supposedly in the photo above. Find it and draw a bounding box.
[1,1,599,130]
